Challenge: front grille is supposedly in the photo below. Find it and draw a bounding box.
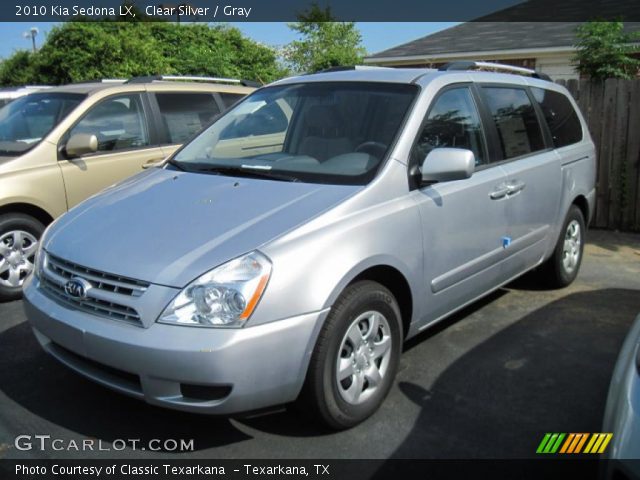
[40,252,147,327]
[47,253,149,297]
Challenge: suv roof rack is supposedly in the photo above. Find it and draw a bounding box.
[70,79,127,85]
[125,75,261,87]
[438,61,552,81]
[316,65,391,74]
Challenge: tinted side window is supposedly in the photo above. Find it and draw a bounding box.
[219,92,246,109]
[156,93,221,144]
[531,87,583,148]
[482,87,545,159]
[411,87,486,166]
[70,94,149,153]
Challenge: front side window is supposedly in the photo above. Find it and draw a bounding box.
[170,82,418,185]
[0,92,85,155]
[531,87,583,148]
[156,93,221,144]
[411,87,486,167]
[482,87,545,160]
[69,94,149,153]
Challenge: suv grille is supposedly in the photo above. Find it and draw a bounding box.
[40,252,148,326]
[47,253,149,297]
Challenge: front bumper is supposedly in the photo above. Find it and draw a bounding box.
[23,276,328,414]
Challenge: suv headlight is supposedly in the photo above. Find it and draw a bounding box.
[158,251,271,328]
[34,222,54,280]
[33,245,46,279]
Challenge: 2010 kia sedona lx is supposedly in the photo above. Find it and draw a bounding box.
[23,64,596,429]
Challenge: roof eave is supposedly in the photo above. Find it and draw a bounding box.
[365,45,577,64]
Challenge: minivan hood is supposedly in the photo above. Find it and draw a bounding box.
[45,168,360,287]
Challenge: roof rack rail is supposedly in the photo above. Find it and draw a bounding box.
[70,79,127,85]
[315,65,391,74]
[126,75,162,84]
[240,79,262,88]
[438,61,552,81]
[126,75,262,86]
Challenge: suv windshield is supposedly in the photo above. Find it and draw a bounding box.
[0,92,85,155]
[170,82,418,185]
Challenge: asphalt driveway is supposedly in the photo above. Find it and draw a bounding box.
[1,230,639,459]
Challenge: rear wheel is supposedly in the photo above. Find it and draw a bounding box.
[541,205,585,288]
[301,280,402,429]
[0,213,45,301]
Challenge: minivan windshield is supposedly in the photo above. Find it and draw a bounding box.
[0,92,85,155]
[170,82,418,185]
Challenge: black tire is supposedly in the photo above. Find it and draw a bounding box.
[0,213,45,302]
[540,205,585,288]
[300,280,403,430]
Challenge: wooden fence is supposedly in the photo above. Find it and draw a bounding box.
[557,78,640,231]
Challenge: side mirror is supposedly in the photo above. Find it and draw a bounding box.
[420,148,475,184]
[65,133,98,158]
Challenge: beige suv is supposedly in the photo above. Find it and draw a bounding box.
[0,76,254,300]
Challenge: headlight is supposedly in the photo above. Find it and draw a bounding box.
[33,244,46,279]
[34,222,54,280]
[158,251,271,328]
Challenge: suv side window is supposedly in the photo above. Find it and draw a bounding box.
[531,87,583,148]
[411,87,486,166]
[481,87,545,160]
[219,92,246,109]
[69,94,149,153]
[156,93,221,144]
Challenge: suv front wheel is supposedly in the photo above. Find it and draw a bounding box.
[0,213,45,301]
[301,280,402,429]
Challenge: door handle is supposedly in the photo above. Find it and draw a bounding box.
[506,180,526,195]
[489,185,509,200]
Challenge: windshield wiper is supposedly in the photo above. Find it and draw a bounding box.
[190,164,299,182]
[165,158,187,171]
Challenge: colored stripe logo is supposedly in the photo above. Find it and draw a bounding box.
[536,433,613,454]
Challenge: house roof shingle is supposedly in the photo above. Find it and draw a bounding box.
[368,22,640,60]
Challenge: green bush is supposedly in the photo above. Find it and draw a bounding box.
[0,21,287,86]
[573,21,640,81]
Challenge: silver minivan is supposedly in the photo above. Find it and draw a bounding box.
[23,64,596,429]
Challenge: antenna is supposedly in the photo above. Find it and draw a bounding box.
[23,27,39,52]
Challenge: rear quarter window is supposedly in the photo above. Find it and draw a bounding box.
[156,92,221,144]
[531,87,583,148]
[219,92,246,109]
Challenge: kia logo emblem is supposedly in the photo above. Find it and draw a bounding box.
[64,277,92,299]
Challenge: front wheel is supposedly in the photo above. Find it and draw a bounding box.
[0,213,45,302]
[541,205,585,288]
[301,281,402,429]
